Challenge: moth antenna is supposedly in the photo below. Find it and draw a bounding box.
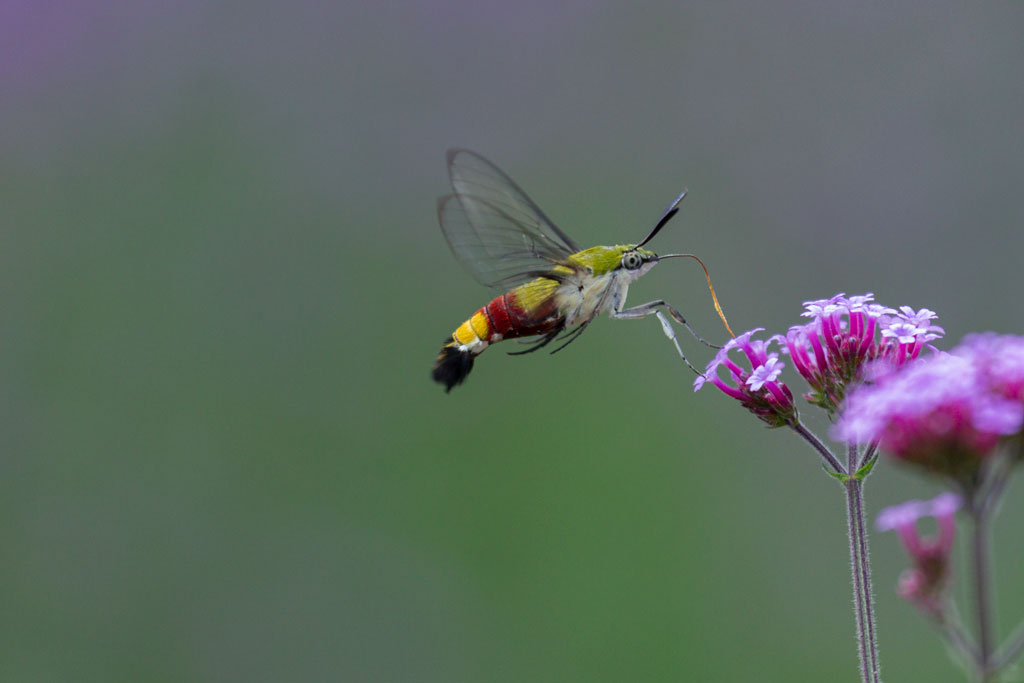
[636,189,687,248]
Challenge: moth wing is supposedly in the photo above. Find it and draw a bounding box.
[438,149,582,290]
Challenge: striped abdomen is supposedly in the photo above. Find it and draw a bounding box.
[432,280,561,391]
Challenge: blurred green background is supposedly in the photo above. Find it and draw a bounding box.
[4,3,1024,681]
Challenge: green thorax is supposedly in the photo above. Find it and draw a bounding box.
[511,244,657,314]
[564,245,656,276]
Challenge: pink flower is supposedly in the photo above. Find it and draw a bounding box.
[956,333,1024,402]
[694,329,796,427]
[876,493,961,616]
[834,341,1024,486]
[773,293,944,415]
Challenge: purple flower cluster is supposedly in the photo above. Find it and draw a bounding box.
[834,335,1024,486]
[957,333,1024,403]
[694,328,796,427]
[876,492,961,617]
[696,293,944,427]
[773,293,944,413]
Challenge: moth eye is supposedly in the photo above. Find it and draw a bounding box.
[622,252,642,270]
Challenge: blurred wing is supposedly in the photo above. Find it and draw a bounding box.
[438,149,581,290]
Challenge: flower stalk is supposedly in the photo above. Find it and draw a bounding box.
[847,443,881,683]
[969,499,994,681]
[790,422,844,474]
[846,470,872,683]
[993,620,1024,672]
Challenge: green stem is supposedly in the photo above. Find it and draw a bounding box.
[970,448,1018,680]
[992,617,1024,672]
[857,441,878,473]
[941,614,981,669]
[970,497,994,682]
[846,475,870,683]
[845,443,881,682]
[790,422,845,474]
[852,478,881,682]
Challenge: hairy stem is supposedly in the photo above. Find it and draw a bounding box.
[846,475,870,683]
[790,422,845,474]
[845,443,881,682]
[857,441,879,473]
[852,479,881,682]
[970,498,994,682]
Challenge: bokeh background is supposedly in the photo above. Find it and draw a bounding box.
[4,2,1024,681]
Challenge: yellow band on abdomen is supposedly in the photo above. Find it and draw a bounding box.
[453,310,491,347]
[469,311,490,340]
[453,320,476,345]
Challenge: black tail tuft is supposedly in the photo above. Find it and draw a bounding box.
[432,342,475,392]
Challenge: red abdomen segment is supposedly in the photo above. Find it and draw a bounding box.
[433,281,562,392]
[483,291,560,340]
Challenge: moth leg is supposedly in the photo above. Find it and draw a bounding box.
[613,300,721,348]
[507,329,561,355]
[549,319,591,354]
[611,300,719,375]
